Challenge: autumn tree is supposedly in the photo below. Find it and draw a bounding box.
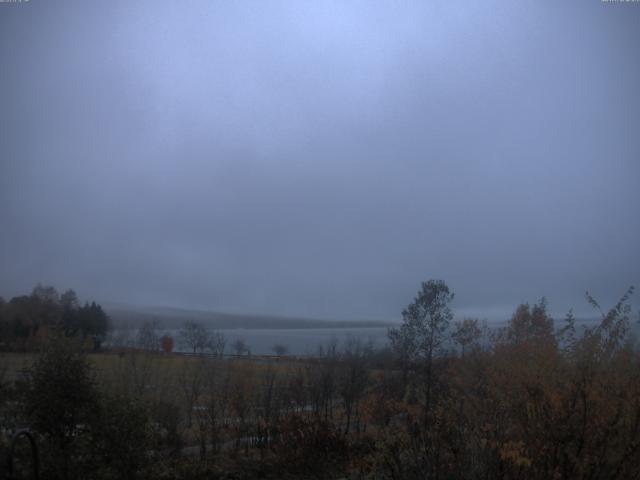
[160,334,174,353]
[504,298,555,346]
[452,318,482,357]
[388,279,454,415]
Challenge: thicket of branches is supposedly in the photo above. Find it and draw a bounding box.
[1,281,639,479]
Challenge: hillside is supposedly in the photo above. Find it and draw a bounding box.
[105,304,395,330]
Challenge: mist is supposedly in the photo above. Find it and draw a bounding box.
[1,0,638,320]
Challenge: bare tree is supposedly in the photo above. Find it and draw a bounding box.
[254,366,280,455]
[201,359,229,454]
[178,356,206,428]
[308,338,339,421]
[272,344,288,356]
[228,363,255,456]
[284,367,307,414]
[179,320,210,354]
[232,338,248,356]
[338,337,371,434]
[210,330,226,357]
[136,319,160,351]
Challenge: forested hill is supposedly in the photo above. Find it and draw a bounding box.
[106,304,394,330]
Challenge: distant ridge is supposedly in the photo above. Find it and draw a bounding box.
[105,304,395,330]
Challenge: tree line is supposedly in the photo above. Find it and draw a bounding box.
[1,280,639,479]
[0,284,110,351]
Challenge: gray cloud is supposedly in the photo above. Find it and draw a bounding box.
[1,0,639,320]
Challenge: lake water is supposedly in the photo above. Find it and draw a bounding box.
[212,327,390,355]
[114,327,390,355]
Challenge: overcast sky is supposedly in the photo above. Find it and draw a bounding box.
[1,0,639,321]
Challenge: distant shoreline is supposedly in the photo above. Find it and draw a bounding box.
[106,305,396,330]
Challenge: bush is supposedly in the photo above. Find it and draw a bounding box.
[269,414,348,477]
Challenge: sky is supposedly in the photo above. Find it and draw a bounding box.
[1,0,639,321]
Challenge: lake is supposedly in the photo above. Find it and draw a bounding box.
[112,327,391,355]
[211,327,390,355]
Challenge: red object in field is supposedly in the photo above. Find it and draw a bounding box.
[160,335,174,353]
